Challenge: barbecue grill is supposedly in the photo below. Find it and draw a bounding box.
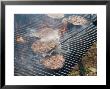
[14,14,97,76]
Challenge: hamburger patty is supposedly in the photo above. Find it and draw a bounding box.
[31,40,57,53]
[40,55,65,69]
[69,16,88,25]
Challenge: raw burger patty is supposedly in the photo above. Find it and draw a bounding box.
[41,55,65,69]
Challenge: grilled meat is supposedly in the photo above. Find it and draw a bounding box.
[68,16,88,25]
[41,55,65,69]
[31,40,57,53]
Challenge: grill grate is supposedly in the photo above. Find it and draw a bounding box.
[14,14,97,76]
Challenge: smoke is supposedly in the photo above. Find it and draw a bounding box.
[40,29,60,42]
